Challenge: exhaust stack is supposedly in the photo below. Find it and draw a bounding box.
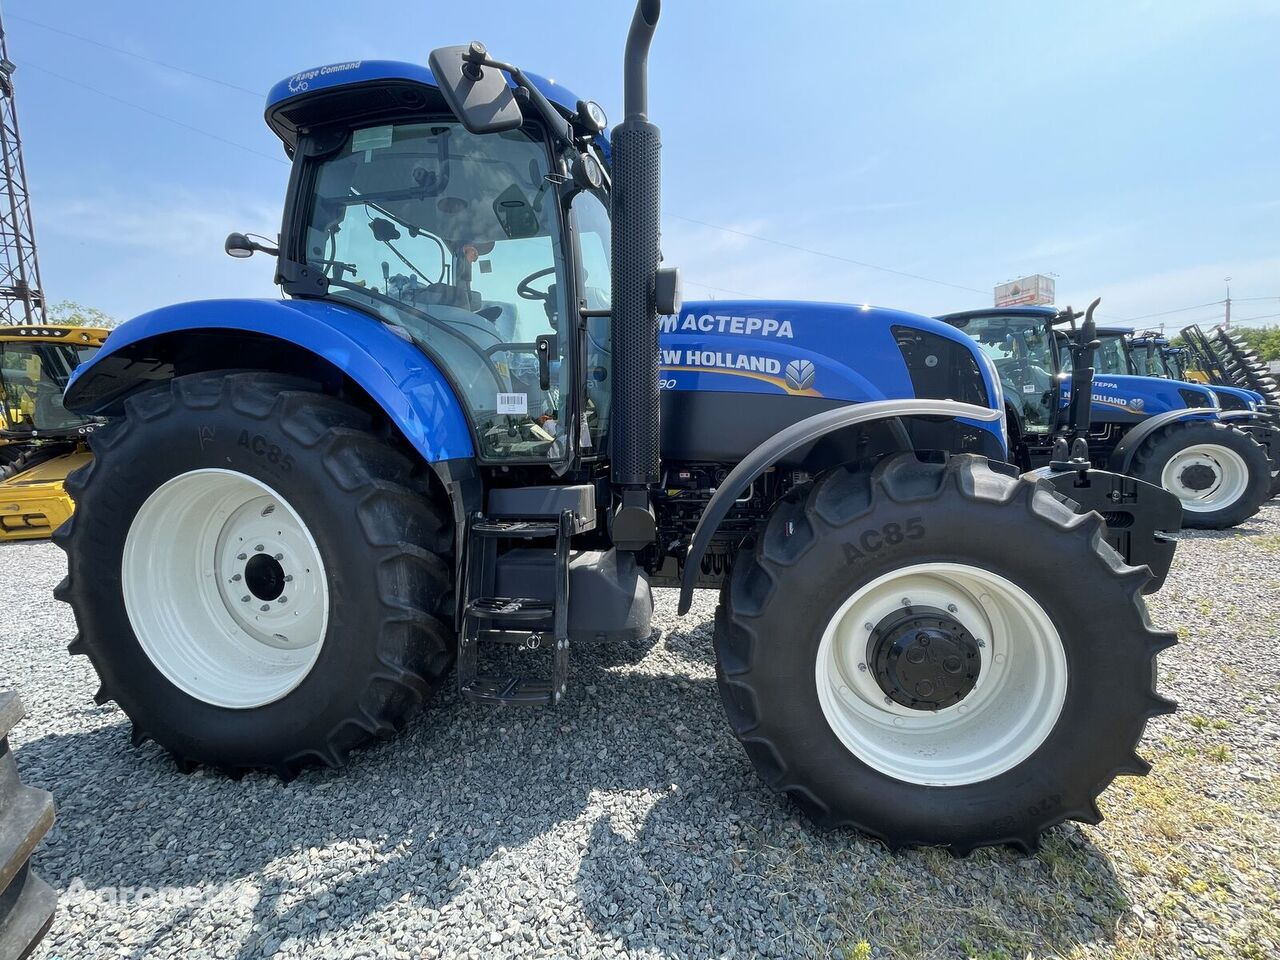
[609,0,664,549]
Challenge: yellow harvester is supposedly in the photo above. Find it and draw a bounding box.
[0,325,108,541]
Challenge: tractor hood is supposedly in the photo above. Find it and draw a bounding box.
[660,299,1002,412]
[1089,373,1219,417]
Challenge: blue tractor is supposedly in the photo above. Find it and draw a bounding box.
[54,3,1178,853]
[1095,325,1278,508]
[941,305,1271,529]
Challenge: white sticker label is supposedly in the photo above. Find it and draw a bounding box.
[497,392,528,415]
[352,125,393,152]
[1022,384,1037,393]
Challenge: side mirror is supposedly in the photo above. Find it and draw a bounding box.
[654,266,681,317]
[428,42,523,135]
[225,232,278,259]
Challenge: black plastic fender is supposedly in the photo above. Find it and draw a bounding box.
[1218,410,1280,475]
[1028,466,1181,594]
[675,398,1004,614]
[1107,408,1217,474]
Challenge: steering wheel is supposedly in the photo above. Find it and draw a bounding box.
[517,266,556,302]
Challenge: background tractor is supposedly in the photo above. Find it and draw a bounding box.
[0,325,107,541]
[54,1,1178,853]
[940,305,1270,529]
[1096,325,1280,500]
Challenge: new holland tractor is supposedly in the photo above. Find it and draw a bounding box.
[54,2,1180,853]
[940,304,1270,529]
[0,325,108,541]
[1096,325,1280,501]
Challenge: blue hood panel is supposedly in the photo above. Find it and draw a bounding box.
[660,299,1000,405]
[1089,374,1217,417]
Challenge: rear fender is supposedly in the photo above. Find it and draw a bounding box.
[675,398,1004,614]
[64,298,475,464]
[1107,408,1216,474]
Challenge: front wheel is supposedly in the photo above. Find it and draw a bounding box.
[54,372,456,777]
[1130,419,1269,529]
[714,453,1175,853]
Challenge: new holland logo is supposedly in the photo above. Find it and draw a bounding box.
[785,359,815,391]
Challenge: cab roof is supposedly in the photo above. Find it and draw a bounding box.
[264,59,589,151]
[935,305,1058,323]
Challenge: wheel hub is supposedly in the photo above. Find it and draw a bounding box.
[1178,463,1217,492]
[244,552,287,601]
[868,606,981,710]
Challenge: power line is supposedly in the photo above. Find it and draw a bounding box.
[1114,300,1224,323]
[1231,311,1280,324]
[10,14,262,98]
[665,214,988,295]
[20,62,287,165]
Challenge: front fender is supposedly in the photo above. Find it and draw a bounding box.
[65,298,474,463]
[675,398,1004,614]
[1106,408,1215,474]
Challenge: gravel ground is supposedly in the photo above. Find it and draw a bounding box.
[3,504,1278,960]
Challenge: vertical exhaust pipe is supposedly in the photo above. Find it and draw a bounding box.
[610,0,663,549]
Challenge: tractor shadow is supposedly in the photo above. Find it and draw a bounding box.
[18,622,1131,960]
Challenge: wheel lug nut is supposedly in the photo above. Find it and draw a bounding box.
[863,622,873,631]
[274,553,284,561]
[231,574,242,582]
[278,596,288,604]
[255,544,264,552]
[901,597,911,607]
[260,604,270,612]
[237,553,247,561]
[857,662,867,672]
[241,595,250,603]
[947,603,958,613]
[284,575,293,583]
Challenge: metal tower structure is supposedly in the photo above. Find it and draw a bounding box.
[0,12,45,325]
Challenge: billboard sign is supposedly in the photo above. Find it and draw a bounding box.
[994,275,1055,307]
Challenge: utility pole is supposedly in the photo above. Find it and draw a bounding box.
[0,9,45,326]
[1224,276,1232,330]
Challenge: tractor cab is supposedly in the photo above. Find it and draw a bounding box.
[0,328,104,439]
[260,62,619,467]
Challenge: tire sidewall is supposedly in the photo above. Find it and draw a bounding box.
[74,384,410,764]
[1134,421,1268,529]
[721,465,1152,844]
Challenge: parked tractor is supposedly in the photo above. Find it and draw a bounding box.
[0,325,108,541]
[54,2,1179,853]
[1097,325,1279,501]
[941,305,1270,529]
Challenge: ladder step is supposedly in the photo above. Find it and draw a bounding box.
[466,597,554,621]
[461,676,561,706]
[472,520,559,539]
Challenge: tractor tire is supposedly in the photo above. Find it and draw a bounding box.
[714,453,1175,854]
[1129,420,1269,529]
[0,692,57,960]
[54,372,456,777]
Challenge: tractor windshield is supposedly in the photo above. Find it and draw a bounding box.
[1093,334,1130,377]
[951,315,1057,435]
[299,120,573,462]
[1129,340,1166,377]
[0,341,95,436]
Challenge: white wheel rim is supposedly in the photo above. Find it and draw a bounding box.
[1160,443,1249,513]
[122,469,329,709]
[815,562,1067,787]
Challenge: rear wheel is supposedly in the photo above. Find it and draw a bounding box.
[1130,420,1268,529]
[54,372,456,776]
[714,453,1175,853]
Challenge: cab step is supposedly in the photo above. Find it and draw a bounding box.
[458,510,571,707]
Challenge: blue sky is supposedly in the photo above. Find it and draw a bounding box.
[9,0,1279,331]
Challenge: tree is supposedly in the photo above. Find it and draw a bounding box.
[45,300,117,328]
